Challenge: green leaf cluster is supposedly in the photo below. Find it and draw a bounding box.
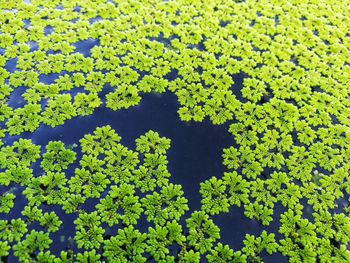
[41,141,76,172]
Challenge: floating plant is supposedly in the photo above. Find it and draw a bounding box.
[0,0,350,262]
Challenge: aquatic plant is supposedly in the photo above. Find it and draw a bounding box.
[0,138,40,169]
[0,193,15,213]
[0,219,27,243]
[207,243,247,263]
[73,92,101,116]
[6,103,41,135]
[135,130,171,154]
[1,0,350,261]
[23,171,68,206]
[69,162,110,198]
[42,94,76,127]
[146,221,186,261]
[41,141,76,172]
[96,183,142,226]
[74,211,104,250]
[242,231,278,262]
[186,211,220,254]
[13,230,52,262]
[141,183,189,225]
[133,153,171,192]
[103,225,147,262]
[79,125,121,155]
[0,241,10,258]
[106,84,141,110]
[39,212,62,233]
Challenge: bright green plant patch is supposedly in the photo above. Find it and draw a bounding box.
[1,0,350,262]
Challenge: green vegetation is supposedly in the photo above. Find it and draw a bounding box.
[41,141,76,172]
[0,0,350,262]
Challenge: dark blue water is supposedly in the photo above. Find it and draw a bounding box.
[73,39,99,56]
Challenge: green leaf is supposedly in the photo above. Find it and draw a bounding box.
[39,212,62,232]
[135,130,171,154]
[142,184,188,225]
[242,231,278,257]
[223,172,249,207]
[106,84,141,110]
[179,250,200,263]
[0,193,15,213]
[13,230,52,262]
[74,212,104,250]
[79,125,121,155]
[6,103,42,135]
[73,92,101,116]
[0,138,40,169]
[61,193,85,214]
[69,166,109,198]
[0,218,27,242]
[76,250,101,263]
[244,201,273,226]
[206,243,234,263]
[41,141,76,172]
[21,205,43,223]
[200,176,230,215]
[104,144,139,184]
[23,172,68,206]
[279,209,317,251]
[41,94,76,127]
[103,225,147,263]
[96,184,142,226]
[133,154,171,192]
[0,241,10,257]
[146,225,173,261]
[186,211,220,254]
